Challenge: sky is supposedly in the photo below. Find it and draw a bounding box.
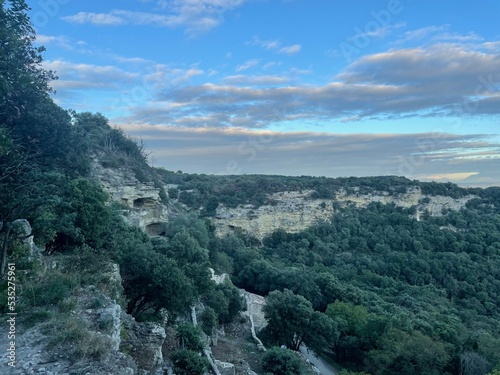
[28,0,500,187]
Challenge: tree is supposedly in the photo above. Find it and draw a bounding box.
[200,307,217,336]
[460,352,492,375]
[171,349,208,375]
[366,328,451,375]
[262,347,302,375]
[263,289,335,352]
[1,0,56,126]
[203,281,245,324]
[0,168,66,277]
[326,301,369,361]
[122,249,196,318]
[176,323,204,351]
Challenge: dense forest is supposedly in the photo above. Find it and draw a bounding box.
[159,168,500,216]
[1,1,500,375]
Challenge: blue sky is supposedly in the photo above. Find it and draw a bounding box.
[29,0,500,186]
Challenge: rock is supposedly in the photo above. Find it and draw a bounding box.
[122,319,166,374]
[91,158,170,233]
[215,359,236,375]
[240,290,267,351]
[210,268,229,285]
[213,187,476,240]
[12,219,40,258]
[97,304,122,351]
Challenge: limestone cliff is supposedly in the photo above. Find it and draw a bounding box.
[213,187,476,240]
[91,158,170,235]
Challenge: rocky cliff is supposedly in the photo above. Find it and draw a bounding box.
[213,187,475,240]
[91,159,170,235]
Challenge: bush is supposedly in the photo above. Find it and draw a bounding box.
[262,347,302,375]
[176,323,204,351]
[171,349,209,375]
[200,307,217,336]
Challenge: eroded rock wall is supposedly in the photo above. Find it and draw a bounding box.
[213,187,476,240]
[91,159,170,234]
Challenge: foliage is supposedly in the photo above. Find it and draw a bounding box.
[200,307,217,336]
[203,281,245,324]
[263,289,336,352]
[176,323,204,351]
[261,347,302,375]
[171,349,209,375]
[221,199,500,374]
[2,5,500,374]
[0,0,56,124]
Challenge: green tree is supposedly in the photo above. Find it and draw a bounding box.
[261,347,302,375]
[200,307,217,336]
[326,301,369,361]
[0,0,56,125]
[176,323,204,351]
[366,328,451,375]
[263,289,335,351]
[171,349,208,375]
[122,249,196,318]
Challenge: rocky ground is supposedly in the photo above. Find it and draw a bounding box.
[211,317,321,375]
[0,321,137,375]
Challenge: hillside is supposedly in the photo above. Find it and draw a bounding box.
[159,171,500,375]
[1,2,500,375]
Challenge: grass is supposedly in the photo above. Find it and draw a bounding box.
[10,253,123,365]
[45,314,112,361]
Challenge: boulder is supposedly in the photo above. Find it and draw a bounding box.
[215,359,236,375]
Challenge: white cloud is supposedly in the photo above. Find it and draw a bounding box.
[394,25,449,44]
[248,36,281,50]
[108,41,500,129]
[249,36,302,55]
[35,34,77,50]
[236,59,260,72]
[62,0,247,35]
[278,44,301,55]
[350,22,406,41]
[36,34,61,44]
[262,61,282,70]
[42,60,139,90]
[432,32,483,42]
[62,12,125,25]
[113,56,152,64]
[223,75,290,85]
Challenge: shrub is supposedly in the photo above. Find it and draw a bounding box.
[200,307,217,336]
[176,323,204,351]
[171,349,209,375]
[262,347,302,375]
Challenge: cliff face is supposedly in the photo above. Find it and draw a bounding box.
[91,159,170,235]
[213,187,476,240]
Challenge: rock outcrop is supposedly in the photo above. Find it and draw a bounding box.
[213,187,476,240]
[121,318,167,375]
[9,219,41,260]
[91,159,170,234]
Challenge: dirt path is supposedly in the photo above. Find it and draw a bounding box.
[300,346,339,375]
